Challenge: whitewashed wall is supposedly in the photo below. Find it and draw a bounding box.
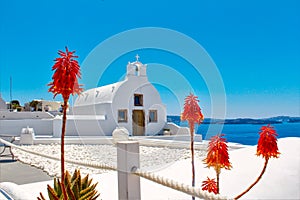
[112,76,166,136]
[0,119,53,136]
[0,111,54,120]
[53,113,115,137]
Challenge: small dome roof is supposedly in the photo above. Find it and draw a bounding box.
[132,61,142,65]
[74,81,125,106]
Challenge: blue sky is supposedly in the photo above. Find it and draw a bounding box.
[0,0,299,118]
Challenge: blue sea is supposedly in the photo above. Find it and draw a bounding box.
[176,121,300,145]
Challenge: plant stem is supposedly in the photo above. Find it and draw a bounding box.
[216,171,220,194]
[234,158,269,200]
[190,125,195,200]
[61,99,68,199]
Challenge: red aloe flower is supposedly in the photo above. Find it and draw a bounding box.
[181,93,204,131]
[235,125,280,199]
[257,124,280,159]
[204,134,232,171]
[181,93,204,200]
[202,177,218,194]
[48,47,82,200]
[203,134,232,194]
[48,47,82,100]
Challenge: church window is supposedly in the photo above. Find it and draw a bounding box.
[149,110,158,123]
[118,109,128,122]
[134,94,143,106]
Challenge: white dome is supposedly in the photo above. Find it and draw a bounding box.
[74,81,125,106]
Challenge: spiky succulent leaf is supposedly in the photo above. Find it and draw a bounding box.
[80,186,91,197]
[47,184,60,200]
[70,173,80,199]
[81,174,89,189]
[39,170,99,200]
[59,182,65,200]
[66,183,76,200]
[80,182,99,199]
[79,189,97,200]
[72,177,80,199]
[88,179,93,187]
[54,178,62,197]
[64,170,71,187]
[77,171,82,192]
[38,193,47,200]
[71,169,78,183]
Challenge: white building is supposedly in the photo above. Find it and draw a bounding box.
[70,56,167,136]
[24,100,64,112]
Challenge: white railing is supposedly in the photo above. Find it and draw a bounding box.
[0,138,229,200]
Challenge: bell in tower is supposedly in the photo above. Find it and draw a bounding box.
[126,54,147,79]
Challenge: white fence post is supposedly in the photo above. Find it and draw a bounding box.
[117,141,141,200]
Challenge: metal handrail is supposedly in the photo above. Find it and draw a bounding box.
[0,135,16,159]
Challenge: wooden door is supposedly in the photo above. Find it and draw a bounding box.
[132,110,145,136]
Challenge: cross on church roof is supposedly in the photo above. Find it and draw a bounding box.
[135,54,140,61]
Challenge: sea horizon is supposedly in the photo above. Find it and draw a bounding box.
[167,115,300,145]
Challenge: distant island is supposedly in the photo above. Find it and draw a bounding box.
[167,116,300,125]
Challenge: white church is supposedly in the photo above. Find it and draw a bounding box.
[0,56,191,143]
[68,55,167,136]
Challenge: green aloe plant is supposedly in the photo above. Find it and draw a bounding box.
[38,169,100,200]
